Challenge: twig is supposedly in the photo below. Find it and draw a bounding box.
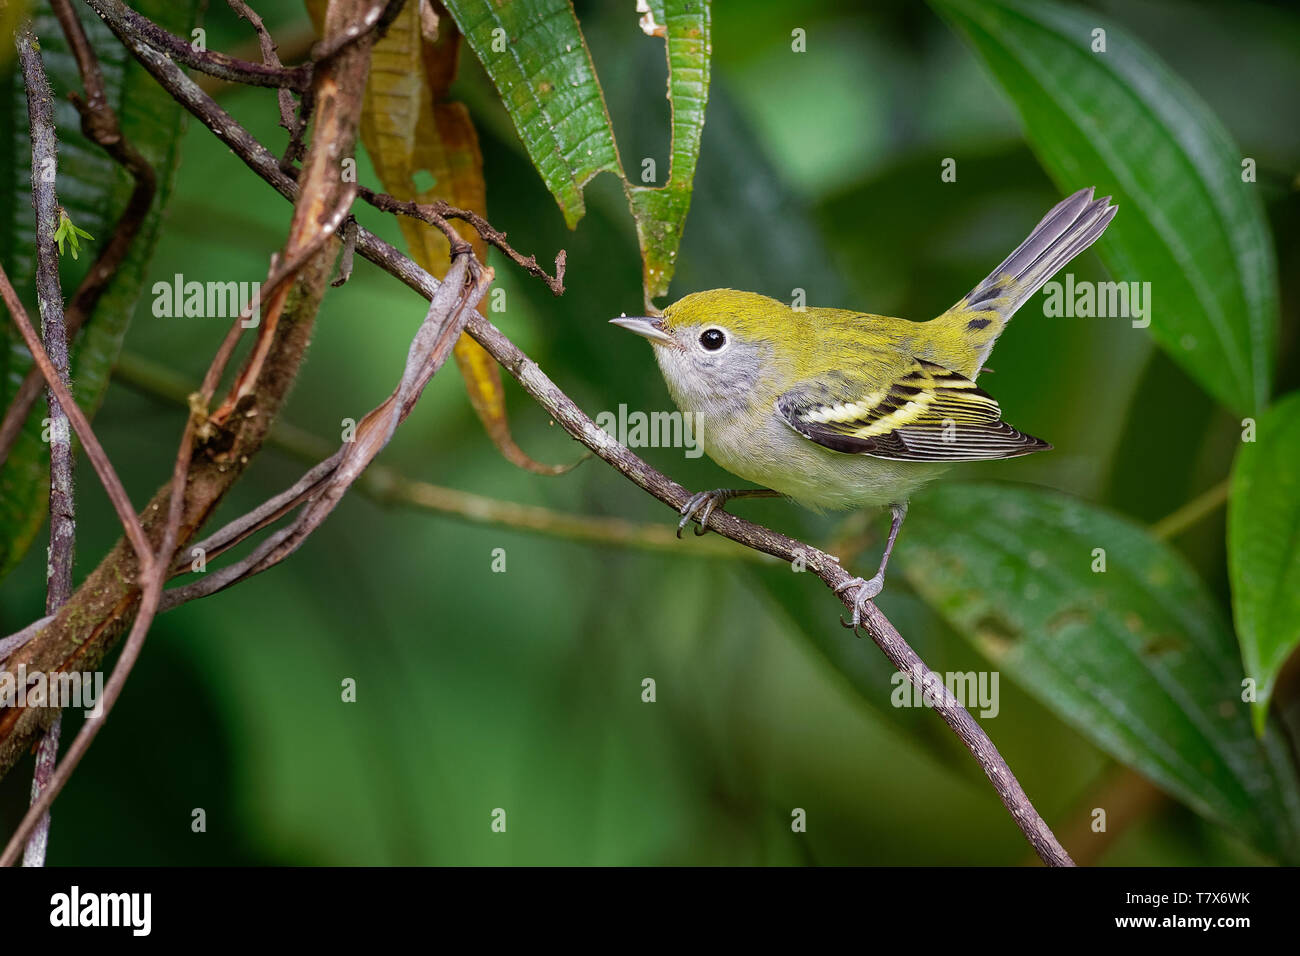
[358,187,566,295]
[81,0,312,90]
[162,253,488,608]
[1151,477,1230,541]
[171,452,344,573]
[214,187,357,417]
[15,22,76,869]
[18,25,76,615]
[23,717,60,867]
[53,0,157,326]
[197,23,322,96]
[189,185,356,433]
[309,0,408,63]
[0,616,54,664]
[225,0,301,156]
[0,268,152,565]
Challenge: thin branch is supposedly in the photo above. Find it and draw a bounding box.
[309,0,408,63]
[15,21,75,869]
[214,186,358,417]
[0,268,152,565]
[225,0,301,151]
[197,23,321,96]
[82,0,312,90]
[162,253,488,608]
[1151,477,1230,541]
[22,717,60,867]
[0,616,54,664]
[358,187,567,295]
[17,25,76,615]
[188,184,358,435]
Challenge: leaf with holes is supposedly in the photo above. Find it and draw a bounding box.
[626,0,711,302]
[441,0,622,229]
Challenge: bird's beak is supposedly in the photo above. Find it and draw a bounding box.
[610,315,674,346]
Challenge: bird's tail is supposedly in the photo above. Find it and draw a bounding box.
[936,187,1118,374]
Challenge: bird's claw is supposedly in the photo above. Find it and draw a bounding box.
[836,573,885,633]
[677,490,728,538]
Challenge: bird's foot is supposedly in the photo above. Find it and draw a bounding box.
[835,572,885,632]
[677,489,732,538]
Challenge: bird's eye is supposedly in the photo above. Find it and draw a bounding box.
[699,328,726,351]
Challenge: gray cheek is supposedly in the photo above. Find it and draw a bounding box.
[702,343,764,407]
[657,341,768,415]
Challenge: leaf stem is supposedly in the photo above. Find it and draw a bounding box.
[1151,478,1230,541]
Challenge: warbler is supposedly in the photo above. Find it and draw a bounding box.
[612,187,1118,627]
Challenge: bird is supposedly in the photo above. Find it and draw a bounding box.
[611,187,1118,629]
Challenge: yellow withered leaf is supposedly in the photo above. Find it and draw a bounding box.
[306,0,571,474]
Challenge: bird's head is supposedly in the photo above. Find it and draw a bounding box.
[610,290,798,412]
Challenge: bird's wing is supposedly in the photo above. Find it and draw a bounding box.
[775,358,1051,462]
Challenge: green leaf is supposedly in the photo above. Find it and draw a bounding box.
[1229,392,1300,735]
[54,209,95,259]
[626,0,712,301]
[899,483,1300,861]
[445,0,713,303]
[0,0,197,579]
[932,0,1278,416]
[441,0,622,229]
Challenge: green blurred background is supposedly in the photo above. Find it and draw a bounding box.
[2,0,1298,864]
